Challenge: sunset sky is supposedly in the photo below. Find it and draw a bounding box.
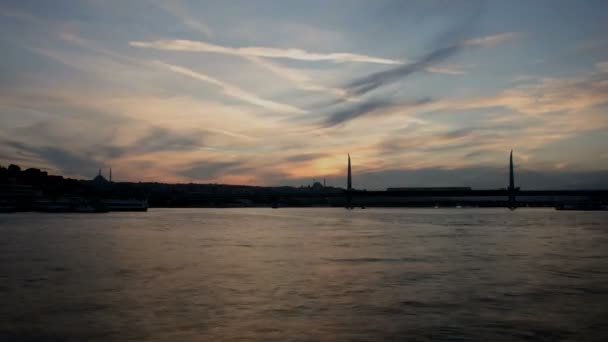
[1,0,607,189]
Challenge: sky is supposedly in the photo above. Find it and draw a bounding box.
[1,0,608,189]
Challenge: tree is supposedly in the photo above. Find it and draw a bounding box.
[7,164,21,175]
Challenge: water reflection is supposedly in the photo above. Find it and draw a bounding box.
[1,208,607,340]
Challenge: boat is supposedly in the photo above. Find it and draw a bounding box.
[102,199,148,212]
[555,203,608,211]
[0,205,17,213]
[33,198,108,213]
[72,202,109,213]
[33,198,74,212]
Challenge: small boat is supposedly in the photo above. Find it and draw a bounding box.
[73,203,109,213]
[0,205,17,213]
[555,203,608,211]
[102,199,148,212]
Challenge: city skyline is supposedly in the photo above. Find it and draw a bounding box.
[1,0,608,189]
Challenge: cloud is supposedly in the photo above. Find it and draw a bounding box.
[2,139,100,176]
[284,153,328,163]
[154,61,306,114]
[245,56,355,99]
[25,44,167,94]
[463,32,522,47]
[377,129,480,156]
[324,99,393,127]
[596,61,608,73]
[116,127,206,157]
[454,74,608,116]
[0,7,40,22]
[157,0,213,37]
[130,39,403,65]
[326,64,608,139]
[425,65,466,75]
[2,120,210,177]
[464,150,489,159]
[323,98,433,127]
[58,33,141,65]
[343,32,520,97]
[179,161,243,180]
[345,45,463,97]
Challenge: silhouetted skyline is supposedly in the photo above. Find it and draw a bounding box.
[3,155,607,211]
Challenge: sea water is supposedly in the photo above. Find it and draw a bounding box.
[1,208,607,341]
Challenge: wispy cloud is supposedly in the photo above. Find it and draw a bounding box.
[597,61,608,73]
[343,32,521,97]
[0,7,39,22]
[154,61,306,114]
[179,160,244,180]
[308,32,522,129]
[463,32,523,47]
[345,45,462,97]
[380,71,608,122]
[425,65,466,75]
[2,139,101,176]
[455,74,608,116]
[323,98,432,127]
[128,127,205,155]
[130,39,403,65]
[284,153,328,163]
[245,56,356,100]
[59,32,142,66]
[157,0,213,37]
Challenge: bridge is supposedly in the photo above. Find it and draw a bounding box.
[340,151,608,209]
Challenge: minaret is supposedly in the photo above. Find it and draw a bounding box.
[346,154,353,209]
[347,154,352,191]
[98,168,102,177]
[508,150,516,209]
[109,167,112,183]
[509,150,514,191]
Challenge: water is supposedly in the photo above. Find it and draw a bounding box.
[1,208,607,341]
